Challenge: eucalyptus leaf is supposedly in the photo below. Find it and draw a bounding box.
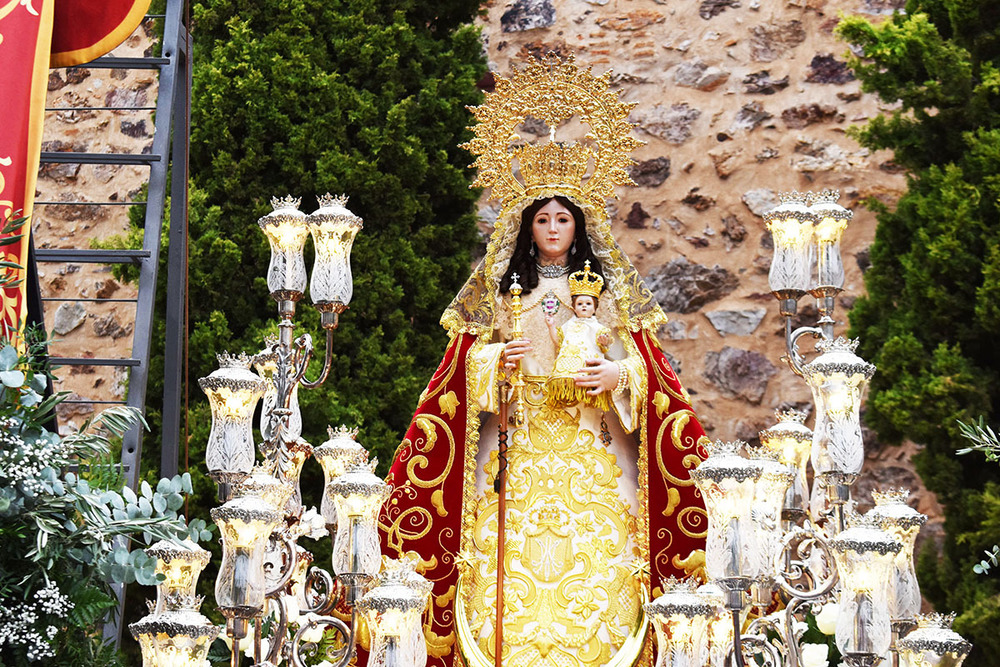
[29,372,46,394]
[166,492,184,511]
[0,369,25,387]
[0,345,17,371]
[19,389,40,407]
[110,563,129,584]
[136,565,160,586]
[114,547,129,566]
[153,494,167,513]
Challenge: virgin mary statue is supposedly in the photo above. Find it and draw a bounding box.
[379,55,709,667]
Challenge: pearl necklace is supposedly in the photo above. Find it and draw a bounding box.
[536,262,570,278]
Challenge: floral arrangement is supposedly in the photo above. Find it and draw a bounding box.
[0,337,210,666]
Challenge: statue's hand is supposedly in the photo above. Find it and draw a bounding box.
[576,358,619,396]
[503,339,532,370]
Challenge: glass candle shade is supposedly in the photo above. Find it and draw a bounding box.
[898,613,972,667]
[803,337,875,479]
[254,340,303,445]
[199,352,267,487]
[692,441,763,583]
[314,425,368,526]
[360,558,433,667]
[869,489,927,622]
[759,409,813,518]
[645,577,713,667]
[747,447,794,579]
[130,608,220,667]
[697,583,734,667]
[830,514,902,658]
[233,465,294,514]
[145,539,211,614]
[259,195,310,300]
[307,193,363,313]
[809,189,852,291]
[329,461,389,577]
[211,495,282,618]
[764,191,815,295]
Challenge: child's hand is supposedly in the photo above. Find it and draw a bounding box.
[545,314,555,326]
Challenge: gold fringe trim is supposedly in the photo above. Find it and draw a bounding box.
[544,376,612,413]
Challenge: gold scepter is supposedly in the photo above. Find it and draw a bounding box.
[509,273,526,427]
[493,272,525,667]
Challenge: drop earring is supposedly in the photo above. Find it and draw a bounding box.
[570,240,577,255]
[530,242,537,257]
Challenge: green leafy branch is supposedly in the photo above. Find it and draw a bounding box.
[958,417,1000,574]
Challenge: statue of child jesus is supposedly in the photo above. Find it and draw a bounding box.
[544,260,613,412]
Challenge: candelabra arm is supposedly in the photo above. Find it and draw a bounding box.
[263,593,290,665]
[299,328,334,389]
[301,566,343,615]
[784,321,823,376]
[288,334,314,385]
[782,597,818,667]
[290,608,356,667]
[736,634,784,667]
[732,609,747,667]
[264,533,299,597]
[772,526,840,601]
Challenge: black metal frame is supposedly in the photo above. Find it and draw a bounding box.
[34,0,190,490]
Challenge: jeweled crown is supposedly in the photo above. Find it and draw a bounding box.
[515,142,595,199]
[462,54,642,212]
[568,260,604,299]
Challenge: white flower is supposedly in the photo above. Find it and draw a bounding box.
[815,602,839,635]
[298,613,326,643]
[298,507,329,540]
[220,630,252,654]
[800,642,829,667]
[244,637,269,658]
[793,620,808,638]
[283,594,300,624]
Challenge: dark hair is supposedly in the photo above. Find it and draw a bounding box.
[500,196,604,295]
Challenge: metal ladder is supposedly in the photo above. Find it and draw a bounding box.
[34,0,190,647]
[35,0,190,492]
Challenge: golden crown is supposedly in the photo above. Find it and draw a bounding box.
[515,141,595,199]
[462,54,642,212]
[568,260,604,299]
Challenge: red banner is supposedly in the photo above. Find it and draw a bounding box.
[0,0,54,340]
[0,0,149,340]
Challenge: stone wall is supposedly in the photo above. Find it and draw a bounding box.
[478,0,942,546]
[35,21,157,431]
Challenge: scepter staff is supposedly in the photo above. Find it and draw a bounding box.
[493,273,525,667]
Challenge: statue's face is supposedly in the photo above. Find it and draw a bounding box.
[531,199,575,262]
[572,295,597,318]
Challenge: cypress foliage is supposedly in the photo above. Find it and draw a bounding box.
[838,1,1000,656]
[133,2,485,514]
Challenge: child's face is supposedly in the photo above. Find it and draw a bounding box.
[572,295,597,318]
